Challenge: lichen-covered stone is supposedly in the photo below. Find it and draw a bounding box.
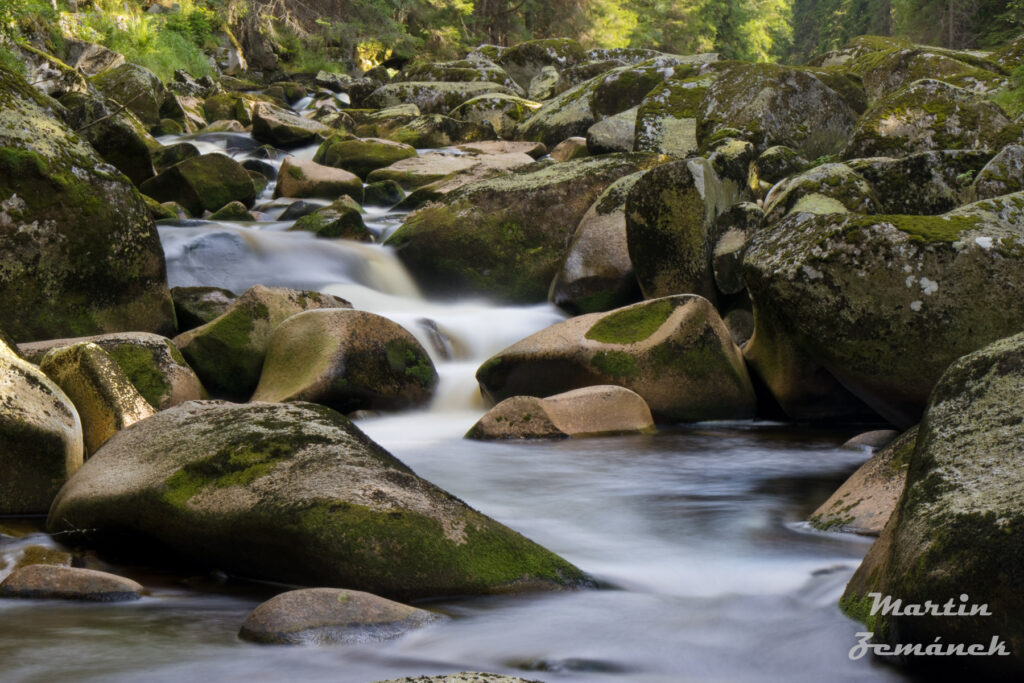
[550,172,644,314]
[378,114,497,148]
[550,137,589,162]
[47,401,589,599]
[451,93,541,139]
[466,385,655,440]
[313,135,417,179]
[173,285,351,401]
[586,107,637,154]
[140,153,256,215]
[365,82,519,116]
[251,309,437,412]
[847,47,1008,103]
[239,588,440,645]
[288,198,370,241]
[171,287,237,332]
[633,73,714,157]
[367,150,534,190]
[496,38,587,91]
[971,144,1024,200]
[527,65,560,100]
[0,342,83,514]
[0,65,175,342]
[625,158,742,302]
[697,62,864,157]
[251,102,331,148]
[762,163,882,224]
[809,426,917,535]
[0,565,143,602]
[841,79,1010,158]
[477,295,756,423]
[209,201,255,221]
[848,150,990,214]
[39,342,155,455]
[398,59,522,95]
[840,333,1024,678]
[750,145,808,186]
[743,195,1024,427]
[385,152,665,303]
[91,62,167,129]
[273,157,364,202]
[202,92,262,127]
[20,332,206,411]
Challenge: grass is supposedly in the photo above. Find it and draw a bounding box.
[993,64,1024,118]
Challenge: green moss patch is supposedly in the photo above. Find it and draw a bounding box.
[590,350,639,377]
[106,344,169,409]
[585,299,674,344]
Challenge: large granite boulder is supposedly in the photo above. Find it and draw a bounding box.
[251,102,331,147]
[313,135,418,179]
[140,154,257,216]
[47,401,588,600]
[91,62,167,129]
[364,82,519,115]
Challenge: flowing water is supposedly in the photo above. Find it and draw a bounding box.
[0,127,913,683]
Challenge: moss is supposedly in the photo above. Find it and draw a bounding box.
[163,438,298,506]
[845,213,987,244]
[286,165,306,181]
[585,299,674,344]
[385,339,436,387]
[839,592,884,636]
[106,344,170,409]
[590,350,639,377]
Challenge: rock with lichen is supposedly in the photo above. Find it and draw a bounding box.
[633,71,715,157]
[847,150,990,215]
[140,153,257,215]
[273,157,364,202]
[451,93,541,139]
[364,81,519,115]
[476,295,756,422]
[47,401,589,600]
[762,163,882,225]
[970,144,1024,200]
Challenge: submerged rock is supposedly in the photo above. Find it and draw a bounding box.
[239,588,440,645]
[48,401,589,599]
[0,565,143,602]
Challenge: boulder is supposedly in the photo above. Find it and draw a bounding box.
[20,332,205,411]
[203,92,261,127]
[476,295,756,423]
[712,229,748,296]
[586,107,637,154]
[971,144,1024,200]
[209,201,256,221]
[313,135,417,179]
[842,429,900,451]
[47,401,589,599]
[288,198,370,241]
[840,333,1024,678]
[273,157,363,202]
[625,158,742,302]
[63,39,124,76]
[374,675,541,683]
[171,287,236,331]
[841,79,1009,158]
[633,73,713,157]
[496,39,587,91]
[450,93,541,139]
[0,565,143,602]
[549,137,589,162]
[0,65,175,342]
[398,59,522,95]
[364,82,519,115]
[91,63,167,129]
[375,114,497,149]
[251,102,331,148]
[549,172,644,314]
[140,154,257,215]
[466,385,654,440]
[39,342,155,456]
[750,145,808,186]
[385,153,666,302]
[527,65,560,100]
[366,152,497,190]
[742,193,1024,427]
[697,62,864,157]
[0,342,83,514]
[153,142,201,173]
[364,180,405,207]
[172,286,351,401]
[762,163,882,225]
[810,426,917,534]
[239,587,439,645]
[848,151,990,215]
[847,47,1008,103]
[251,309,437,412]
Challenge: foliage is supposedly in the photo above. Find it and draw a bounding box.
[993,64,1024,117]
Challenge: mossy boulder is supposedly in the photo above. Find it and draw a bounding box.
[367,150,534,191]
[152,142,201,173]
[251,102,331,148]
[750,145,808,186]
[762,163,882,224]
[239,588,440,645]
[250,309,437,412]
[365,180,405,207]
[841,79,1010,158]
[39,342,155,456]
[313,135,417,179]
[550,137,589,162]
[364,82,519,116]
[624,158,742,302]
[398,59,522,95]
[59,90,161,186]
[91,62,167,129]
[374,675,540,683]
[697,62,864,157]
[0,341,83,514]
[466,385,655,440]
[47,401,589,600]
[476,295,756,423]
[847,150,990,214]
[209,201,256,221]
[140,153,257,216]
[970,144,1024,200]
[633,73,714,157]
[288,198,370,241]
[550,172,644,314]
[203,92,261,127]
[173,285,351,401]
[376,114,497,148]
[171,287,237,332]
[273,157,364,202]
[451,94,542,139]
[840,333,1024,678]
[991,32,1024,71]
[743,195,1024,427]
[385,152,666,303]
[586,107,637,154]
[20,332,206,411]
[527,65,560,100]
[809,426,917,535]
[847,47,1008,103]
[0,565,143,602]
[0,65,175,342]
[496,38,587,91]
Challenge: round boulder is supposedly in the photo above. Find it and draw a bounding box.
[0,565,143,602]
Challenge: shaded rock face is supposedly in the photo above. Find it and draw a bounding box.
[0,342,83,515]
[697,62,864,157]
[848,151,990,215]
[743,194,1024,428]
[171,287,237,332]
[0,565,143,602]
[364,82,519,115]
[466,385,655,440]
[633,74,711,158]
[762,163,882,225]
[810,426,917,535]
[47,401,588,600]
[842,79,1010,158]
[496,38,587,91]
[841,333,1024,679]
[0,66,175,343]
[385,153,666,303]
[251,309,437,413]
[288,199,370,241]
[476,295,756,423]
[848,47,1008,103]
[238,588,440,645]
[971,144,1024,200]
[140,153,257,216]
[450,93,541,139]
[90,62,168,129]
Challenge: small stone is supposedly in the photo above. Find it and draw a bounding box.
[0,565,143,602]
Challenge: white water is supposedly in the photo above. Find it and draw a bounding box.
[0,130,909,683]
